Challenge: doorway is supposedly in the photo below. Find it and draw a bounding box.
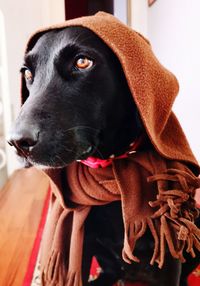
[65,0,114,20]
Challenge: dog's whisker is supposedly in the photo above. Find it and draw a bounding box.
[71,32,86,44]
[92,145,104,159]
[55,155,66,165]
[72,33,96,46]
[55,154,72,167]
[59,144,77,154]
[50,156,57,166]
[63,126,99,134]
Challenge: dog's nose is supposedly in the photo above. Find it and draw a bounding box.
[8,128,39,156]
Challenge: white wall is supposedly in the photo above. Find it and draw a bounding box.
[0,0,65,118]
[131,0,148,36]
[148,0,200,162]
[0,10,12,186]
[0,0,65,175]
[114,0,128,24]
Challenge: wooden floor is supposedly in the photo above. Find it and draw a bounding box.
[0,168,49,286]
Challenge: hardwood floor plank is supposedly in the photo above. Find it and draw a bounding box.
[0,168,49,286]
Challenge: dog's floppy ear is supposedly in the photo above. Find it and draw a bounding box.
[21,31,48,105]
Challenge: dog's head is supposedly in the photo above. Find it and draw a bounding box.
[8,27,142,168]
[9,12,196,172]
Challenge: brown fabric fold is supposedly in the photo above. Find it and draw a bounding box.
[40,151,200,285]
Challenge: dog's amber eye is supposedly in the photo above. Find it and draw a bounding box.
[24,69,33,82]
[75,57,93,70]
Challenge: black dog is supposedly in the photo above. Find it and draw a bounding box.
[9,27,199,286]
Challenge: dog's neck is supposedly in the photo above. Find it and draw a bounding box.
[79,135,144,168]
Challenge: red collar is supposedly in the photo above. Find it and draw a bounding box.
[79,136,143,169]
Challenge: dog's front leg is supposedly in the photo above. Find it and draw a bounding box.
[158,255,181,286]
[82,235,96,285]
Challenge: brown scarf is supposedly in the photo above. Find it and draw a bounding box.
[39,151,200,285]
[21,12,200,286]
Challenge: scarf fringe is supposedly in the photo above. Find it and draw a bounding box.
[65,271,82,286]
[41,207,90,286]
[123,168,200,269]
[122,220,146,264]
[41,250,65,286]
[41,251,83,286]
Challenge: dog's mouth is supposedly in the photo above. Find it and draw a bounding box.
[8,125,101,169]
[13,142,96,169]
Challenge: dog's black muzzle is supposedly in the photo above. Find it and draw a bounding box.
[8,122,99,168]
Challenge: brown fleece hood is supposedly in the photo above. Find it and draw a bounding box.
[23,11,199,170]
[21,12,200,286]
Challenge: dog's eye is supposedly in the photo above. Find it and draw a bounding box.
[24,69,33,82]
[22,68,33,83]
[75,57,93,70]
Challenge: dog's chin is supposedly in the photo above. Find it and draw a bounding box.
[17,147,95,170]
[15,152,70,169]
[23,157,73,169]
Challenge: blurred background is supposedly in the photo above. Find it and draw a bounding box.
[0,0,200,188]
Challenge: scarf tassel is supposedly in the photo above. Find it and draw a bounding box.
[65,271,82,286]
[122,220,147,264]
[147,168,200,268]
[123,168,200,269]
[41,251,83,286]
[41,250,66,286]
[41,206,90,285]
